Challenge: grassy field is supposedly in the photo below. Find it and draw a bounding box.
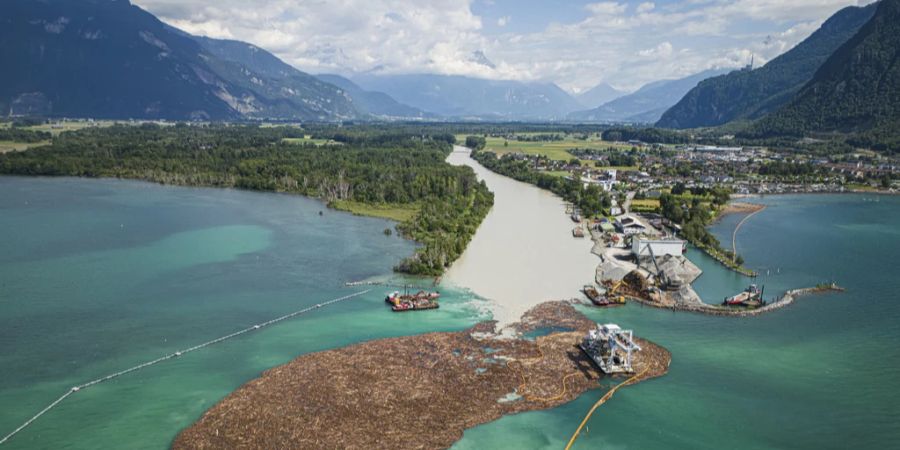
[845,183,880,192]
[482,136,634,161]
[24,121,118,136]
[587,164,640,171]
[282,136,341,146]
[330,200,420,222]
[630,199,660,212]
[0,140,50,153]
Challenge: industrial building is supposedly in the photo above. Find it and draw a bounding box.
[631,237,685,258]
[615,216,648,236]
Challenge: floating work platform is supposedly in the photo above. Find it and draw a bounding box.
[580,323,641,374]
[386,290,441,312]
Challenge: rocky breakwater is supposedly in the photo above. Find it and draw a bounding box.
[172,302,670,450]
[629,280,845,317]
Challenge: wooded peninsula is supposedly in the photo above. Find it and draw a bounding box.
[0,124,493,276]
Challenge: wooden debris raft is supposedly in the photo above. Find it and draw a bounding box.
[173,302,670,450]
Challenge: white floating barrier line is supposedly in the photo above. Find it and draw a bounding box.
[0,289,372,445]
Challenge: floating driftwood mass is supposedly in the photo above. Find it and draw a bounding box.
[173,302,670,449]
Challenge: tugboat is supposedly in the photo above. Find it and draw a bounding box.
[385,291,401,304]
[723,284,765,307]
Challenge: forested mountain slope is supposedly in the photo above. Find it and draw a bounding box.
[0,0,356,120]
[747,0,900,153]
[657,3,877,129]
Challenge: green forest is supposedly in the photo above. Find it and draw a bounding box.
[0,124,493,276]
[0,127,51,142]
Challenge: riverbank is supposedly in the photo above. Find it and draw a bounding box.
[444,146,598,326]
[172,302,670,450]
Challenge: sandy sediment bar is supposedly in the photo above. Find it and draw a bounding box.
[172,302,670,450]
[716,201,766,220]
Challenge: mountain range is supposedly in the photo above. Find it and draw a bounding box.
[314,74,433,119]
[0,0,680,123]
[657,2,878,129]
[182,36,430,120]
[567,69,730,123]
[0,0,363,120]
[349,73,584,120]
[1,0,897,145]
[747,0,900,151]
[575,83,627,109]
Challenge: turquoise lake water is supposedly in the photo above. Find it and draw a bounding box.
[1,178,898,449]
[0,177,486,449]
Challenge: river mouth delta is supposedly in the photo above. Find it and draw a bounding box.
[3,0,900,445]
[1,173,899,449]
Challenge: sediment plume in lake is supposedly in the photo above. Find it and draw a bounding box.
[172,302,670,450]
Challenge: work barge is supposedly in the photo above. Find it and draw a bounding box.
[385,289,440,312]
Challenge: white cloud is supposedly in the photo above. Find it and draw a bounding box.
[638,41,673,58]
[135,0,495,77]
[584,2,627,16]
[636,2,655,14]
[132,0,876,92]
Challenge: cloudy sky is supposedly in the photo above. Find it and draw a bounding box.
[133,0,876,93]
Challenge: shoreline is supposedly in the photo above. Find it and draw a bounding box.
[690,200,767,277]
[172,302,670,449]
[732,189,898,198]
[716,201,766,220]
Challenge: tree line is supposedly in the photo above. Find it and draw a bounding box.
[0,127,51,142]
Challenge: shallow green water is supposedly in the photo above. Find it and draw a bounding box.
[2,179,898,449]
[454,194,900,449]
[0,177,486,449]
